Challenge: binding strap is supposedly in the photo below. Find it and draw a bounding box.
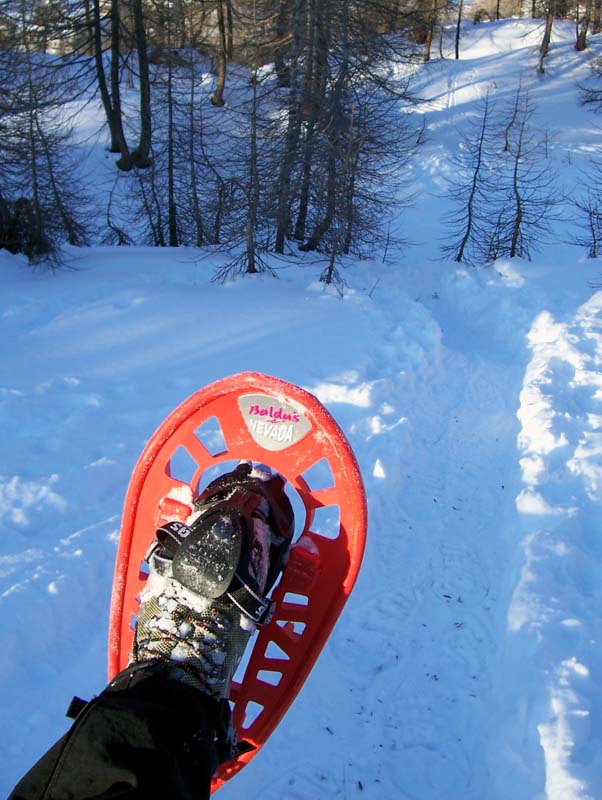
[227,575,276,626]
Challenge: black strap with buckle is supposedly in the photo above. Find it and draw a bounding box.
[228,574,276,626]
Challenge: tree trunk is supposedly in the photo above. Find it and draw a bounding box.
[456,94,490,262]
[538,0,556,72]
[301,0,348,253]
[321,240,338,285]
[576,0,593,49]
[343,150,360,255]
[424,0,438,62]
[298,141,336,251]
[211,0,227,106]
[188,56,203,247]
[213,182,225,245]
[166,53,177,246]
[131,0,152,167]
[275,0,291,87]
[594,0,601,33]
[35,116,77,244]
[246,71,259,273]
[510,122,525,258]
[294,0,328,241]
[342,107,362,256]
[274,0,304,253]
[82,0,95,58]
[144,161,165,246]
[503,83,522,152]
[25,43,42,250]
[225,0,234,58]
[455,0,464,59]
[92,0,131,168]
[110,0,122,138]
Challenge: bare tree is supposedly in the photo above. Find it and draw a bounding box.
[293,0,330,243]
[594,0,601,33]
[580,55,602,109]
[211,0,230,106]
[87,0,152,169]
[442,86,560,265]
[91,0,131,167]
[538,0,556,73]
[574,192,602,257]
[299,31,345,254]
[503,79,524,151]
[571,158,602,257]
[244,68,261,273]
[423,0,440,62]
[441,91,498,264]
[0,6,91,262]
[488,89,561,260]
[212,0,278,280]
[130,0,152,167]
[274,0,304,253]
[274,0,291,87]
[455,0,464,59]
[576,0,593,50]
[271,0,418,265]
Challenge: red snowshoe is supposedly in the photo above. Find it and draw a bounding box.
[108,372,367,792]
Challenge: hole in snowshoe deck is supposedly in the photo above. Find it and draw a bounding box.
[284,592,309,606]
[310,504,341,540]
[276,619,306,636]
[258,669,282,686]
[283,482,306,544]
[168,446,198,484]
[241,700,264,730]
[264,641,290,661]
[194,417,228,456]
[300,457,335,490]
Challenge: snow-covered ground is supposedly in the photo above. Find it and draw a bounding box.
[2,17,602,800]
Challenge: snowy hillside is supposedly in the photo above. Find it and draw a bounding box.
[2,17,602,800]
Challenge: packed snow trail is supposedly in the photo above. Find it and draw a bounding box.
[226,263,530,800]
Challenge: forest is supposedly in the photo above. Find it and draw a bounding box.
[1,0,601,279]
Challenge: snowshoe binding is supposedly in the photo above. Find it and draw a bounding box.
[131,464,294,702]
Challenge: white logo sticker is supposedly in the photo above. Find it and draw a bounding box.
[238,393,312,451]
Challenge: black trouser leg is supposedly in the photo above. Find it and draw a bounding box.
[9,662,218,800]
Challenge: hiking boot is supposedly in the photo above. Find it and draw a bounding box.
[131,463,294,701]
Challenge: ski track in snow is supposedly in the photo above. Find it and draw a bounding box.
[2,17,602,800]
